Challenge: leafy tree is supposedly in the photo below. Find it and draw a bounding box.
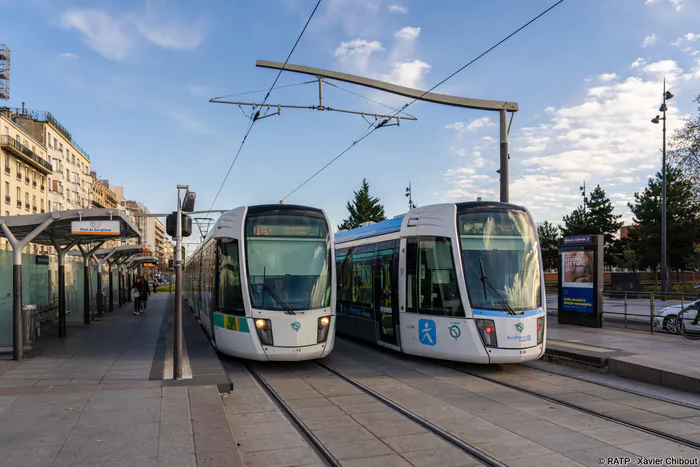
[338,178,387,230]
[537,221,560,271]
[627,165,700,272]
[670,94,700,200]
[560,185,624,265]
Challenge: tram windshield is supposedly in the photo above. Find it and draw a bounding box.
[457,207,542,312]
[245,208,331,311]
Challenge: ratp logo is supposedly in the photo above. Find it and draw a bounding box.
[89,220,102,228]
[291,322,301,332]
[514,322,525,333]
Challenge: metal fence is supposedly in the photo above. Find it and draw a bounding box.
[546,289,700,337]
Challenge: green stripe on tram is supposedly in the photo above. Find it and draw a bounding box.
[213,313,250,333]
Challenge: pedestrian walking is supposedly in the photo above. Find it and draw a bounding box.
[132,276,148,315]
[141,276,150,312]
[152,279,157,295]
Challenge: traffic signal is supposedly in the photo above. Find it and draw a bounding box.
[168,259,174,269]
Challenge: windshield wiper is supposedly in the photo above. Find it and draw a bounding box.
[249,276,296,315]
[478,258,517,315]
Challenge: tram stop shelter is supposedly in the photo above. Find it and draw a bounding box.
[67,244,151,318]
[0,209,141,361]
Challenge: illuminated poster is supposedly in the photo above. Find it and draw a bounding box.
[561,250,594,313]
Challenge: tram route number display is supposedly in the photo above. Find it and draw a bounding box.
[251,224,323,238]
[561,250,595,314]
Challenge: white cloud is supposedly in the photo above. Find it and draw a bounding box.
[334,39,384,75]
[58,52,79,60]
[389,4,408,13]
[382,60,430,88]
[136,16,205,50]
[60,7,206,61]
[672,32,700,47]
[440,57,699,222]
[61,10,134,61]
[394,26,420,41]
[167,110,212,135]
[598,73,618,82]
[631,57,646,69]
[445,117,495,134]
[645,0,685,12]
[642,33,658,48]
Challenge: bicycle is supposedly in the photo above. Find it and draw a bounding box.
[675,305,700,340]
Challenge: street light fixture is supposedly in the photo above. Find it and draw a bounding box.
[650,78,673,297]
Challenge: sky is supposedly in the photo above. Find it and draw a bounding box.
[2,0,700,241]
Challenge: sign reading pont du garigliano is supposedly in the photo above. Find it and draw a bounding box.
[71,220,121,236]
[557,234,603,328]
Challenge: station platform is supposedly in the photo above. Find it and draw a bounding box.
[0,294,242,467]
[546,321,700,394]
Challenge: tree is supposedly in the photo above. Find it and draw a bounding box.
[537,221,560,271]
[670,94,700,200]
[338,178,387,230]
[560,185,624,265]
[627,165,700,272]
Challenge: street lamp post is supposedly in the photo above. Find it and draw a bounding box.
[651,79,674,297]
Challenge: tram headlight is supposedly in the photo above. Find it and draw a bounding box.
[317,316,331,343]
[255,319,273,346]
[537,317,545,345]
[475,319,498,348]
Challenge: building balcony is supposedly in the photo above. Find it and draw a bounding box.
[24,177,30,184]
[3,166,9,175]
[16,173,21,181]
[4,196,9,204]
[32,206,37,213]
[40,185,45,192]
[16,200,21,208]
[24,203,30,211]
[0,135,53,174]
[32,181,37,188]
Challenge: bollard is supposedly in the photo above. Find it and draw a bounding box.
[650,293,654,334]
[624,293,628,329]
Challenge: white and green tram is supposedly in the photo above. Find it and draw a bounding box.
[185,204,336,361]
[334,201,546,364]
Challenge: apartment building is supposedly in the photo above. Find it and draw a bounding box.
[91,172,117,209]
[3,106,92,212]
[0,108,52,217]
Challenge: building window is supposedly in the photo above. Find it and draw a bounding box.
[16,161,20,174]
[32,195,36,208]
[4,182,9,202]
[40,199,44,212]
[54,137,57,148]
[32,170,36,182]
[16,187,20,200]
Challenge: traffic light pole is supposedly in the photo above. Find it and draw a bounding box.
[174,186,184,380]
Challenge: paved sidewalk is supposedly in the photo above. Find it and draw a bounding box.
[547,321,700,393]
[0,294,242,466]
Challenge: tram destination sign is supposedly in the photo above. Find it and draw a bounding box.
[71,220,121,235]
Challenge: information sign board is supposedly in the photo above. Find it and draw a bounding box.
[71,220,120,235]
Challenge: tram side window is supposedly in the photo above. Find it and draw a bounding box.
[351,249,374,307]
[218,240,245,316]
[406,239,418,313]
[408,237,464,317]
[336,248,353,303]
[377,247,394,309]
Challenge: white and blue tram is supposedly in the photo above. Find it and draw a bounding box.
[185,204,336,361]
[334,201,546,364]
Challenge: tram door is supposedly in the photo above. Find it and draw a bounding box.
[375,241,399,346]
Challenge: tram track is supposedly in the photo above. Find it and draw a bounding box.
[314,360,507,467]
[334,336,700,456]
[444,362,700,452]
[519,362,700,411]
[243,362,342,467]
[242,359,508,467]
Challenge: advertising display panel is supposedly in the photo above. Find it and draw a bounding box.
[557,235,603,328]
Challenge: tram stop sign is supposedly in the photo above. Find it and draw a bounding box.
[557,234,604,328]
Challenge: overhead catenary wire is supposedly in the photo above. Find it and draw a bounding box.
[207,0,323,212]
[210,79,317,101]
[281,0,565,201]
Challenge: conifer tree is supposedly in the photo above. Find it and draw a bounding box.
[338,179,387,230]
